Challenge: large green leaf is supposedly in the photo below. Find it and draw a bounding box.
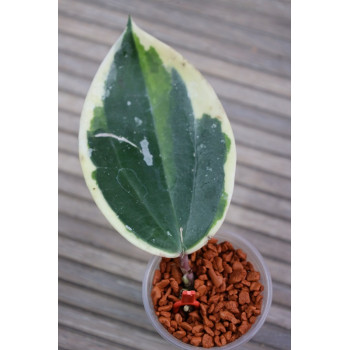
[79,18,236,257]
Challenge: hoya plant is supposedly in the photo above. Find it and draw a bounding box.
[79,18,236,284]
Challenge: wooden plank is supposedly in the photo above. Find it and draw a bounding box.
[58,71,89,97]
[222,0,291,20]
[58,216,290,285]
[58,109,80,134]
[206,74,290,119]
[58,8,290,77]
[59,304,171,350]
[57,26,290,117]
[253,323,290,350]
[237,144,290,178]
[58,234,146,283]
[272,281,291,308]
[269,304,291,330]
[149,0,291,40]
[58,90,84,115]
[59,212,151,262]
[80,0,290,58]
[262,258,290,285]
[59,281,154,332]
[59,151,83,177]
[222,98,291,138]
[58,131,77,155]
[59,326,131,350]
[232,123,290,158]
[232,181,290,220]
[236,165,290,198]
[226,204,290,242]
[59,258,143,306]
[59,209,290,266]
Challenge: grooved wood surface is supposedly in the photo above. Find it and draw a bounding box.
[58,0,291,349]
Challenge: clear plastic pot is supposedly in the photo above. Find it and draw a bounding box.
[142,230,272,349]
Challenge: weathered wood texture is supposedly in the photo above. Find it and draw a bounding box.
[58,0,291,349]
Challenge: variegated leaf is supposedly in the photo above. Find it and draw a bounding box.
[79,18,236,257]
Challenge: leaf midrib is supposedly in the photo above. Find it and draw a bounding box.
[131,28,182,250]
[184,117,199,247]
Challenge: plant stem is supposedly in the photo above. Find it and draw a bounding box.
[180,253,194,289]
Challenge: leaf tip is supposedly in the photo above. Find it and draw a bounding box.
[127,15,133,30]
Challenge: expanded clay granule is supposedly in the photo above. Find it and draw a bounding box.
[151,238,264,348]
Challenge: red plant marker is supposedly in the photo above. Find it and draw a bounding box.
[173,290,200,313]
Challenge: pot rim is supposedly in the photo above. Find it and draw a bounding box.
[142,230,273,349]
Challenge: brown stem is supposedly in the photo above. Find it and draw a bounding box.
[180,253,194,288]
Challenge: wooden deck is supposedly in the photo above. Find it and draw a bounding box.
[58,0,291,349]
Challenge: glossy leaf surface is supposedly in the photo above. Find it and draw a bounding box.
[79,19,236,257]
